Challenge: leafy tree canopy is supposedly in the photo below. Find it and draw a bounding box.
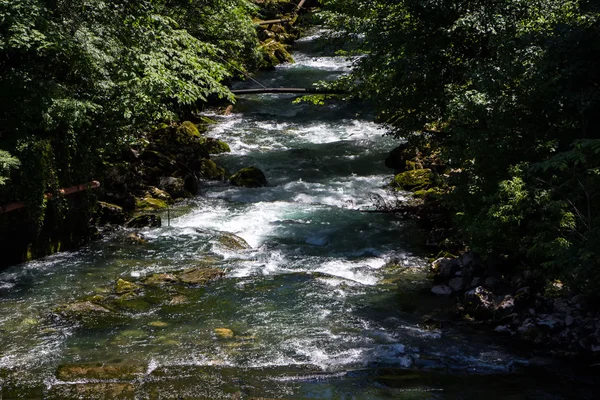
[323,0,600,292]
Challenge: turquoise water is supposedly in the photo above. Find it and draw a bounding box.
[1,28,598,399]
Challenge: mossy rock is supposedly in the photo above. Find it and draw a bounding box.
[56,363,145,381]
[54,301,120,328]
[413,187,444,200]
[216,232,251,250]
[135,197,168,211]
[391,169,433,191]
[177,121,201,138]
[198,116,217,126]
[111,296,153,312]
[126,214,161,228]
[178,268,225,285]
[55,301,112,318]
[115,278,141,295]
[230,166,267,188]
[214,328,234,339]
[159,176,188,199]
[149,321,169,328]
[96,201,126,225]
[144,273,178,286]
[204,138,231,154]
[260,38,294,68]
[199,159,226,180]
[147,187,172,202]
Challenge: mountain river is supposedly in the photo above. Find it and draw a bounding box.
[0,28,598,399]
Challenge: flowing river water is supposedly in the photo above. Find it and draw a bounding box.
[1,29,598,399]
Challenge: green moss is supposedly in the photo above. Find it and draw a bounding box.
[115,278,141,294]
[413,187,444,200]
[177,121,201,138]
[230,166,267,188]
[391,168,433,191]
[199,159,226,180]
[260,38,294,68]
[135,197,168,211]
[205,138,231,154]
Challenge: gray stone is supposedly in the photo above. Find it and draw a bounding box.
[448,277,464,292]
[431,285,452,296]
[565,315,575,327]
[432,258,460,278]
[463,286,496,318]
[495,325,513,334]
[460,251,475,267]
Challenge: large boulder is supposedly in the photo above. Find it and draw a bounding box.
[198,159,226,180]
[204,138,231,154]
[391,169,433,191]
[230,166,267,188]
[126,214,161,228]
[135,197,168,211]
[96,202,126,225]
[159,176,188,198]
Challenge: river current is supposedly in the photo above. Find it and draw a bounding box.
[0,29,597,399]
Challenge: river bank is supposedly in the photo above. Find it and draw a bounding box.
[384,142,600,362]
[0,1,314,270]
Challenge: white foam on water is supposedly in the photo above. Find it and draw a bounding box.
[315,260,381,286]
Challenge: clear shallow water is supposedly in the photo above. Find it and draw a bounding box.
[1,29,598,399]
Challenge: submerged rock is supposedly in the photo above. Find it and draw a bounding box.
[178,268,225,285]
[216,232,251,250]
[230,166,267,188]
[115,279,141,295]
[123,232,147,245]
[55,301,112,317]
[56,363,145,381]
[214,328,234,339]
[144,273,178,286]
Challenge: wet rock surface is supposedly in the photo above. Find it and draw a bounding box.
[429,251,600,359]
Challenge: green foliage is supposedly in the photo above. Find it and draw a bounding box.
[0,150,19,185]
[324,0,600,293]
[0,0,259,226]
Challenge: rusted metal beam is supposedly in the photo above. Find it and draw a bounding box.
[0,180,100,215]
